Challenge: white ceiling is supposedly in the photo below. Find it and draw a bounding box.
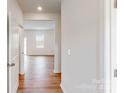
[17,0,61,13]
[24,20,55,31]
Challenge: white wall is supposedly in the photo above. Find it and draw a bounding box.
[25,30,55,55]
[24,13,61,73]
[7,0,23,26]
[61,0,104,93]
[117,1,124,93]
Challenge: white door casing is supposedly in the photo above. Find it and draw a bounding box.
[104,0,117,93]
[18,26,25,75]
[110,0,117,93]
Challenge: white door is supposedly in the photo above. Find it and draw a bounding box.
[8,13,20,93]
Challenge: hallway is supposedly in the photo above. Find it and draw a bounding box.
[17,56,63,93]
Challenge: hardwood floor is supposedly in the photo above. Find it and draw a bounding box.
[17,56,63,93]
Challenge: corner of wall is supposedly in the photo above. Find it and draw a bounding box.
[60,82,67,93]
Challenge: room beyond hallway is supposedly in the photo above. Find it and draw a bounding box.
[17,56,63,93]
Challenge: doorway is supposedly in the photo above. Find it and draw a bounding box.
[17,20,63,93]
[23,20,57,71]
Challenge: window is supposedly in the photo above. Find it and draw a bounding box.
[36,32,44,48]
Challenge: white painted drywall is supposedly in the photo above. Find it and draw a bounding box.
[24,20,56,31]
[61,0,104,93]
[24,30,55,55]
[7,0,23,26]
[24,13,61,73]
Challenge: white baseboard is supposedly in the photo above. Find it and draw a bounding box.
[54,69,61,73]
[60,82,67,93]
[19,72,25,75]
[13,80,19,93]
[27,54,55,56]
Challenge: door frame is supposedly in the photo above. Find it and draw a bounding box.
[23,19,61,74]
[7,13,10,93]
[104,0,117,93]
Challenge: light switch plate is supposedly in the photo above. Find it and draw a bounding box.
[67,49,71,56]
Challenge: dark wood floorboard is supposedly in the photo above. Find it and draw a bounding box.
[17,56,63,93]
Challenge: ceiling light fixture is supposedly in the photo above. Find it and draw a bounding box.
[37,6,43,11]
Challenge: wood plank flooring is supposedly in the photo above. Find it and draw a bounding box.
[17,56,63,93]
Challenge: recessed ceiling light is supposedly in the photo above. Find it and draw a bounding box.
[37,6,42,11]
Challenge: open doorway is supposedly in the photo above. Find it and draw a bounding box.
[17,20,63,93]
[23,20,56,73]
